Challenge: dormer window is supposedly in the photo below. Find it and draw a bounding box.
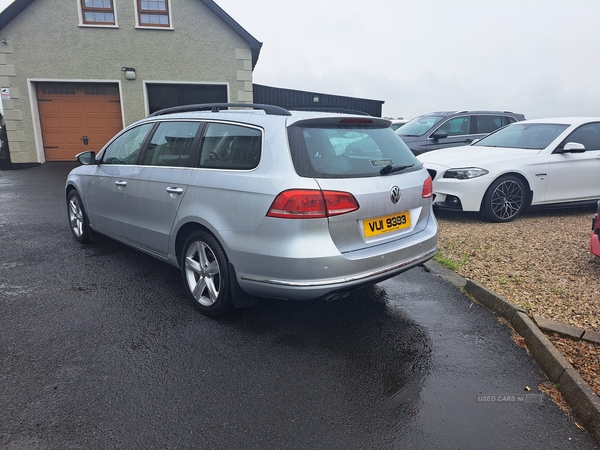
[81,0,116,25]
[136,1,171,28]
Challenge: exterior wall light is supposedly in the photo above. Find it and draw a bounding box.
[121,67,136,80]
[313,95,319,103]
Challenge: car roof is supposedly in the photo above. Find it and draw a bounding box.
[515,117,600,126]
[420,110,524,117]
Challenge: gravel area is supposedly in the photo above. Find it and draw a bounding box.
[435,206,600,397]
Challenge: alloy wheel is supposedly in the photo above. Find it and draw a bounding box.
[184,240,221,307]
[68,195,84,238]
[489,179,524,221]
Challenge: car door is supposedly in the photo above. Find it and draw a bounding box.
[124,120,201,256]
[545,122,600,203]
[424,115,473,151]
[85,123,154,239]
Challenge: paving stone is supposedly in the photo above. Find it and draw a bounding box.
[534,315,585,340]
[583,330,600,345]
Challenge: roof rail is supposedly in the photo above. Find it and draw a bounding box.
[149,103,291,117]
[290,106,372,116]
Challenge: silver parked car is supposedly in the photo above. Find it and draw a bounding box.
[66,103,438,316]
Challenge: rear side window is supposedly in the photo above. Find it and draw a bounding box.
[288,123,420,178]
[142,121,200,167]
[198,123,262,170]
[476,115,513,134]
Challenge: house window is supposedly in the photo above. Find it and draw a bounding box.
[137,0,170,27]
[81,0,116,25]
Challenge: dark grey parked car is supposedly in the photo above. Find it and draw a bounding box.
[66,103,438,316]
[396,110,526,155]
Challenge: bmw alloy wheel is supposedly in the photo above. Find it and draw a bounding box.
[482,176,526,222]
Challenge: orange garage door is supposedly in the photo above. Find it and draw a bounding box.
[37,82,123,161]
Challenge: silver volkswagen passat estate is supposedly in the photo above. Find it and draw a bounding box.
[66,103,438,316]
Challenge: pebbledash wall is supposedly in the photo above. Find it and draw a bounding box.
[0,0,259,167]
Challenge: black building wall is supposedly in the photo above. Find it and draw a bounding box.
[253,84,384,117]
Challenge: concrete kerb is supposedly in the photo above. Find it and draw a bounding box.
[423,260,600,444]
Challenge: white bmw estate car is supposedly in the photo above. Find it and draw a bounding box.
[418,117,600,222]
[66,104,438,316]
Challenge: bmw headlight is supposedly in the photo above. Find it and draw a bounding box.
[443,168,489,180]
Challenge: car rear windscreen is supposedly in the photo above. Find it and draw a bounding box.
[288,122,421,178]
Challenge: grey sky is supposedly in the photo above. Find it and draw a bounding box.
[1,0,598,119]
[217,0,600,119]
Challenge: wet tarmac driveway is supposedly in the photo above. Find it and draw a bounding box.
[0,163,597,449]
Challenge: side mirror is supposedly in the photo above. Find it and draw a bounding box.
[562,142,586,153]
[431,130,448,141]
[76,150,97,165]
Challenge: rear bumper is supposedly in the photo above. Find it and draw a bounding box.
[239,245,438,300]
[590,211,600,257]
[590,231,600,257]
[231,216,439,300]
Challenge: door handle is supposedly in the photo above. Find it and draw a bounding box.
[115,180,127,189]
[166,187,184,196]
[81,136,89,145]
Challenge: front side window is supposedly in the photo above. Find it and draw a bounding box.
[564,123,600,150]
[435,116,470,137]
[474,123,569,150]
[81,0,116,25]
[142,121,200,167]
[198,123,262,170]
[137,0,170,27]
[289,121,419,178]
[102,123,153,165]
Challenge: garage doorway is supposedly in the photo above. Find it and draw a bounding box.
[37,82,123,161]
[147,83,228,114]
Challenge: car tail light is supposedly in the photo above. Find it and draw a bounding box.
[267,189,359,219]
[422,176,433,198]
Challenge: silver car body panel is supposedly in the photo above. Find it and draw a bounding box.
[67,108,438,302]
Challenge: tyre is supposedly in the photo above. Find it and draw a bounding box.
[181,230,233,316]
[67,190,91,243]
[481,175,527,222]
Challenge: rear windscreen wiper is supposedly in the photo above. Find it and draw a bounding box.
[380,164,415,175]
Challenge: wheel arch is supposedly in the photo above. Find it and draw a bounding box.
[479,171,533,212]
[175,222,257,310]
[174,222,213,268]
[65,182,78,200]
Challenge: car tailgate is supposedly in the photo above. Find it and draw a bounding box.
[315,168,432,254]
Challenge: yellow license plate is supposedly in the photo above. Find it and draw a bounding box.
[363,211,411,237]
